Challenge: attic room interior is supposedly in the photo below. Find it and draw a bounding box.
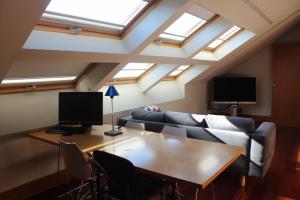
[0,0,300,199]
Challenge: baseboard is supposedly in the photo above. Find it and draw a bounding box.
[0,171,66,200]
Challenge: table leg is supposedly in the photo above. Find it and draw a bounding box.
[170,182,177,200]
[240,175,246,187]
[96,170,100,200]
[194,187,198,200]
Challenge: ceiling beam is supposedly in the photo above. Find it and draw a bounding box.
[123,0,193,55]
[177,65,210,85]
[17,49,129,63]
[16,49,216,65]
[24,30,128,54]
[191,9,300,83]
[183,17,233,58]
[76,63,120,92]
[0,0,50,82]
[138,64,179,93]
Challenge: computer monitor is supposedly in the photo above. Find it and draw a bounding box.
[59,92,103,126]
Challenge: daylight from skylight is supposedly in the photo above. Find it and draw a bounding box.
[113,63,154,79]
[1,76,77,84]
[159,13,206,42]
[169,65,190,77]
[43,0,149,30]
[207,26,241,49]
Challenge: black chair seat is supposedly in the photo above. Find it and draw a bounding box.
[135,171,165,199]
[93,150,166,200]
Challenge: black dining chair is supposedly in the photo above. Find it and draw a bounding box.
[93,150,167,200]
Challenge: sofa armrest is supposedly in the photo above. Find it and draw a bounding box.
[249,122,276,177]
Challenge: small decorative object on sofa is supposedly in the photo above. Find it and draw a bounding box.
[118,107,276,180]
[144,105,161,112]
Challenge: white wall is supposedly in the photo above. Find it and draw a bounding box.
[229,47,273,116]
[101,81,208,124]
[0,80,207,135]
[0,89,73,136]
[158,83,208,114]
[226,23,300,116]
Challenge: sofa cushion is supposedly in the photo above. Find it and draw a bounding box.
[132,108,165,122]
[205,114,255,133]
[165,111,207,127]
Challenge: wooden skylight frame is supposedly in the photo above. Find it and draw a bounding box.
[0,63,97,94]
[163,65,192,81]
[36,0,159,39]
[204,26,243,52]
[108,63,156,84]
[155,14,217,47]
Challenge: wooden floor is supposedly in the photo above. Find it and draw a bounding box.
[1,126,300,200]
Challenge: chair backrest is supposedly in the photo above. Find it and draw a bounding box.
[161,125,187,137]
[59,140,92,180]
[93,150,135,199]
[125,121,145,131]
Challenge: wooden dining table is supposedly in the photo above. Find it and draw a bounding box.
[29,124,244,195]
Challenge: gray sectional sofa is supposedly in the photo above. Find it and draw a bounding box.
[118,108,276,178]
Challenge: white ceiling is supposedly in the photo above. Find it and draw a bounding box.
[0,0,299,92]
[5,62,89,78]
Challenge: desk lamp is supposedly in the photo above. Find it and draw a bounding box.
[104,85,122,136]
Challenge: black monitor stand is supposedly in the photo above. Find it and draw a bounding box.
[63,124,92,134]
[47,124,92,135]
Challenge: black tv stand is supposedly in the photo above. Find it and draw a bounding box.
[46,124,92,135]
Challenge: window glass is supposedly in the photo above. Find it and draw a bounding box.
[113,63,154,79]
[207,26,241,49]
[42,0,149,31]
[158,13,206,42]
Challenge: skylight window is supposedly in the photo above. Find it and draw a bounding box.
[168,65,190,77]
[1,76,76,85]
[113,63,154,79]
[207,26,241,49]
[158,13,207,42]
[41,0,150,33]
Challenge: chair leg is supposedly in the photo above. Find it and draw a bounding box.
[77,180,84,200]
[89,180,95,200]
[66,173,74,200]
[211,183,216,200]
[240,176,246,187]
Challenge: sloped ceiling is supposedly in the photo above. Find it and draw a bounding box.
[0,0,299,98]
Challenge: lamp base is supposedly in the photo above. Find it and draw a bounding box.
[104,129,123,136]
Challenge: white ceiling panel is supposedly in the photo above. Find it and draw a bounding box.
[5,61,89,78]
[188,4,215,20]
[196,0,270,33]
[249,0,300,23]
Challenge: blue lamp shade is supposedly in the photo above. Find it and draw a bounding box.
[105,85,119,97]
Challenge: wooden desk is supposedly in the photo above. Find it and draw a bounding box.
[29,124,244,189]
[29,124,137,152]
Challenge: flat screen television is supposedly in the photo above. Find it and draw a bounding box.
[213,77,256,103]
[59,92,103,126]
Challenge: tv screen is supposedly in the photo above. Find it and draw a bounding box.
[59,92,103,125]
[213,77,256,103]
